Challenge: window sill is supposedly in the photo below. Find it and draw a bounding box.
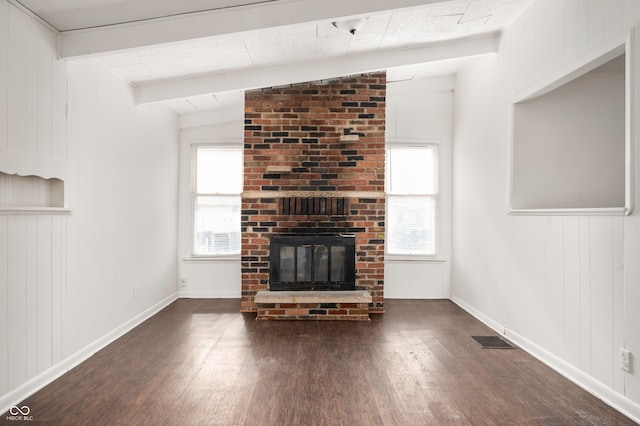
[509,207,630,216]
[385,254,446,262]
[0,207,71,215]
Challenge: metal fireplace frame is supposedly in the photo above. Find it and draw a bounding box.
[269,235,356,291]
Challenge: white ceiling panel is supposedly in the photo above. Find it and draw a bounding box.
[13,0,532,113]
[459,1,494,24]
[15,0,281,31]
[107,63,156,82]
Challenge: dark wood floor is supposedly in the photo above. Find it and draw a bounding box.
[2,299,636,425]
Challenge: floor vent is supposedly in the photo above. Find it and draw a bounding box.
[472,335,515,349]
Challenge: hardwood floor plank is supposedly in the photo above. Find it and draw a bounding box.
[1,299,635,425]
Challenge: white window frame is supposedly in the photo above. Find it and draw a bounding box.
[190,143,243,259]
[385,141,439,260]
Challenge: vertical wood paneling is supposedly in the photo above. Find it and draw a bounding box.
[624,216,640,403]
[83,63,99,341]
[7,216,27,389]
[511,218,527,333]
[0,216,8,395]
[52,57,67,162]
[564,0,580,65]
[58,217,71,360]
[25,19,38,157]
[586,0,606,52]
[37,25,54,160]
[625,0,640,30]
[544,217,565,355]
[538,0,564,79]
[7,5,27,153]
[576,0,589,59]
[603,0,625,43]
[51,216,62,364]
[73,61,89,349]
[519,2,537,89]
[62,64,80,359]
[37,216,52,373]
[589,217,614,387]
[527,218,546,344]
[25,216,38,381]
[578,217,593,373]
[562,217,582,366]
[612,217,625,393]
[0,1,8,152]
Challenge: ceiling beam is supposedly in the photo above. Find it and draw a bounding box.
[60,0,445,59]
[135,34,499,105]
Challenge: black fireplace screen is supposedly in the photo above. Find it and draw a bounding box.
[269,235,356,291]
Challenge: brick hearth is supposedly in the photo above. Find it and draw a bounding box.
[241,72,386,314]
[254,290,372,321]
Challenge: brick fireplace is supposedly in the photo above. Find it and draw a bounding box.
[240,72,386,314]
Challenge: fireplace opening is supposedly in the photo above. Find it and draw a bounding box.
[269,235,356,291]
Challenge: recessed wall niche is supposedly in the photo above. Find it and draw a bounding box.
[0,172,65,210]
[510,40,632,214]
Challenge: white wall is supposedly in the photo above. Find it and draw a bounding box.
[178,116,243,298]
[452,0,640,420]
[0,1,180,410]
[385,75,453,298]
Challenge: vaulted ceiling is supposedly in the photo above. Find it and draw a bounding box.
[12,0,532,114]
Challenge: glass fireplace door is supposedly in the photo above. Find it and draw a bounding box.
[270,235,355,291]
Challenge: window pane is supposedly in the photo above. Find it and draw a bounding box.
[196,147,242,194]
[313,245,329,282]
[297,246,312,281]
[330,246,346,281]
[193,195,241,255]
[389,147,435,194]
[279,247,295,282]
[387,196,435,255]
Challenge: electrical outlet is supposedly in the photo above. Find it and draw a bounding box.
[179,278,187,288]
[621,348,632,372]
[132,286,138,300]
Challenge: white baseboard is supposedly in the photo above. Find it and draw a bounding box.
[0,292,178,415]
[450,295,640,424]
[450,295,506,334]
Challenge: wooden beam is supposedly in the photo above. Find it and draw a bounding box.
[136,34,499,104]
[60,0,444,59]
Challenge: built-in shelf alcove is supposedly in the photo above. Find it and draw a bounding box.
[0,172,67,213]
[509,30,635,215]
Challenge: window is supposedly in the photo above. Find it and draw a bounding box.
[192,145,242,256]
[386,144,437,256]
